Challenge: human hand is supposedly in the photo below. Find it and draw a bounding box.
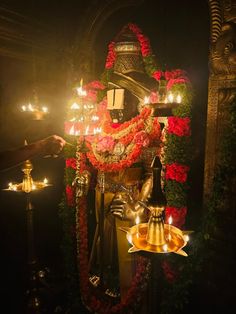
[40,135,66,157]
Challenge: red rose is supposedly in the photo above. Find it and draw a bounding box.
[164,71,173,80]
[167,117,191,137]
[165,163,189,183]
[105,41,116,69]
[165,206,187,228]
[66,158,76,169]
[152,70,162,81]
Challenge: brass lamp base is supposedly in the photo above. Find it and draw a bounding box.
[148,102,179,117]
[120,223,191,256]
[4,181,52,193]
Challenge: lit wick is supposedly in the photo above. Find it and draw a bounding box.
[135,215,140,238]
[168,215,173,241]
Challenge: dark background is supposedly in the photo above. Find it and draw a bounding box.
[0,0,209,313]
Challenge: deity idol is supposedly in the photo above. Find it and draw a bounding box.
[85,24,163,298]
[65,23,192,311]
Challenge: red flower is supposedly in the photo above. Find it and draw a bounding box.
[85,80,105,90]
[105,41,116,69]
[165,206,187,228]
[164,71,173,80]
[167,78,189,90]
[128,23,142,35]
[152,70,162,81]
[165,163,189,183]
[65,158,76,169]
[167,117,191,137]
[66,185,75,207]
[128,23,151,57]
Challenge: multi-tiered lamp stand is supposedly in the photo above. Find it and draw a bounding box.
[4,157,51,312]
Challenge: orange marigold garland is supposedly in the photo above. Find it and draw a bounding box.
[62,22,193,312]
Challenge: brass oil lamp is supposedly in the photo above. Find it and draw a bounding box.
[120,156,191,256]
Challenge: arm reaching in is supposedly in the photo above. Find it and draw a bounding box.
[0,135,65,171]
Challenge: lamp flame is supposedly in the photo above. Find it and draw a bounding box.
[144,96,150,104]
[168,216,173,225]
[135,216,140,225]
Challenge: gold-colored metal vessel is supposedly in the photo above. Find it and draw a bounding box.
[4,159,51,193]
[120,223,191,256]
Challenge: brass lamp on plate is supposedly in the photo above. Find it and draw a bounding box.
[120,156,192,256]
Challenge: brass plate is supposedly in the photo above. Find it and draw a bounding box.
[120,223,188,256]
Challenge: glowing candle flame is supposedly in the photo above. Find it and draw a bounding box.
[32,184,36,190]
[168,216,173,225]
[176,94,182,103]
[9,182,12,187]
[71,102,80,109]
[42,106,48,113]
[22,105,26,111]
[28,103,34,111]
[144,96,150,104]
[184,235,190,242]
[167,93,174,103]
[43,178,48,185]
[76,87,87,97]
[91,115,99,121]
[127,234,133,244]
[163,244,168,252]
[85,125,89,135]
[75,130,80,136]
[69,125,75,135]
[135,216,140,225]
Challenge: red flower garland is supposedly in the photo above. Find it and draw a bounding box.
[105,41,116,69]
[77,194,151,314]
[165,163,190,183]
[128,23,152,57]
[167,117,191,137]
[103,107,151,134]
[86,141,143,172]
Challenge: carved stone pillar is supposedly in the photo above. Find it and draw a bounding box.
[204,0,236,197]
[203,0,236,308]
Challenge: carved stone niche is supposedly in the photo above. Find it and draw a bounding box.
[204,79,236,196]
[204,0,236,197]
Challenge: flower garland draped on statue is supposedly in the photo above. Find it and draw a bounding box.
[60,22,193,313]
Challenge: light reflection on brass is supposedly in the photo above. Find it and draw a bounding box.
[4,159,51,193]
[146,205,166,246]
[120,223,189,256]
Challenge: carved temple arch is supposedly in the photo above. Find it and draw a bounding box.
[72,0,144,80]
